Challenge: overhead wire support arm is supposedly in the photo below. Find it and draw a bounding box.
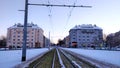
[28,3,92,8]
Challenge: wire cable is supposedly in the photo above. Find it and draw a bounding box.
[61,0,77,36]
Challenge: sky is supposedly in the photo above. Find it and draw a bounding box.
[0,0,120,43]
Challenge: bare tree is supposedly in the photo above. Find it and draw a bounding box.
[0,36,6,48]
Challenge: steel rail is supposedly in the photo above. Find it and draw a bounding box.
[56,48,65,68]
[52,50,56,68]
[59,49,80,68]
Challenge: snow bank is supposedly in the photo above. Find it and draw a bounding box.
[0,48,48,68]
[63,48,120,67]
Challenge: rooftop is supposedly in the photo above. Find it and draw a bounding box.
[9,23,42,29]
[71,24,102,30]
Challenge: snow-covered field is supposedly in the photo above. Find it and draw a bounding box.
[1,48,120,68]
[63,48,120,67]
[0,48,49,68]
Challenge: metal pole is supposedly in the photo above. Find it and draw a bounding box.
[48,32,50,50]
[22,0,28,61]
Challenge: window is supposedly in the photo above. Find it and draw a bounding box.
[31,39,33,41]
[87,39,90,41]
[18,36,20,37]
[18,32,20,34]
[27,42,29,44]
[13,42,15,44]
[17,42,20,44]
[13,39,15,41]
[73,38,75,39]
[87,36,89,38]
[18,39,20,41]
[13,35,15,37]
[83,39,85,41]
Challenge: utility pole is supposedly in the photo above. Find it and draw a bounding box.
[22,0,28,61]
[48,32,50,50]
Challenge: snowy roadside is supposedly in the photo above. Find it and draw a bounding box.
[63,48,120,67]
[0,48,49,68]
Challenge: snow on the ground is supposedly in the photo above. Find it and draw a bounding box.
[0,48,49,68]
[63,48,120,67]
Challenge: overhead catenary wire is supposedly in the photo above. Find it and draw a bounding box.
[61,0,77,36]
[28,3,92,8]
[27,0,92,42]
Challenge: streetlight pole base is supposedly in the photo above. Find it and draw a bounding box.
[21,56,26,61]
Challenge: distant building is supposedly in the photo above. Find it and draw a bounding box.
[64,36,70,47]
[43,36,50,48]
[69,24,103,48]
[7,23,44,48]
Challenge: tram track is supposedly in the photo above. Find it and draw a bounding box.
[59,48,95,68]
[28,48,61,68]
[28,48,96,68]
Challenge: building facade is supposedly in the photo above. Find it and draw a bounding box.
[69,24,103,48]
[64,36,70,47]
[43,36,50,48]
[7,23,44,48]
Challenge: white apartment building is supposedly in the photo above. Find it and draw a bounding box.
[7,23,44,48]
[69,24,103,48]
